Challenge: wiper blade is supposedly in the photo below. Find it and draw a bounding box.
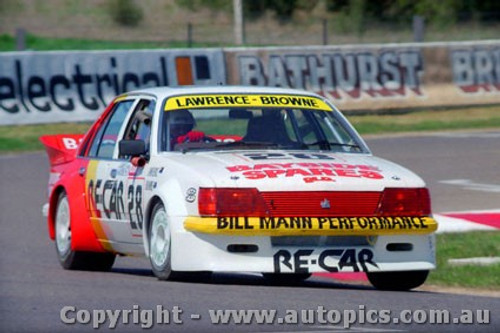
[176,141,280,153]
[303,140,360,150]
[329,142,360,148]
[214,141,280,149]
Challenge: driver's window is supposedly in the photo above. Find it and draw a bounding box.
[122,99,155,156]
[87,100,134,159]
[311,111,352,144]
[290,109,318,144]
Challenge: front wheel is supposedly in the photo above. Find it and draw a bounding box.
[367,270,429,291]
[149,202,175,280]
[54,192,115,271]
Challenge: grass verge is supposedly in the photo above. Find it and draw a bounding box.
[429,231,500,289]
[0,122,91,153]
[0,33,223,51]
[1,105,500,154]
[347,105,500,135]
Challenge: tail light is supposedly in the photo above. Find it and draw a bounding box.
[198,188,269,217]
[378,188,431,216]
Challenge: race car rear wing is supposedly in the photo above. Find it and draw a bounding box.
[39,134,84,166]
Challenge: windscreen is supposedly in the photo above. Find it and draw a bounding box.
[160,94,367,153]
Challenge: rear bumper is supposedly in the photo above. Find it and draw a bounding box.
[184,216,438,236]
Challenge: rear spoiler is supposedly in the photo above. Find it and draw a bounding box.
[39,134,84,166]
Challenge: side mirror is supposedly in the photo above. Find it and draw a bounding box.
[119,140,146,157]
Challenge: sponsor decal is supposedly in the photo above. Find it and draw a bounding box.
[164,94,331,111]
[147,167,161,177]
[87,177,144,231]
[238,51,423,99]
[184,216,438,236]
[226,162,383,183]
[61,137,81,150]
[145,180,157,191]
[273,248,378,273]
[185,187,197,203]
[84,161,114,251]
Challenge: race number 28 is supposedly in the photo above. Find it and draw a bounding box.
[128,184,143,230]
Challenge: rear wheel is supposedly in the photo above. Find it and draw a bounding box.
[54,192,115,271]
[149,202,175,280]
[367,270,429,291]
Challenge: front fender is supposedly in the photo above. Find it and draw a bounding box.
[142,178,188,257]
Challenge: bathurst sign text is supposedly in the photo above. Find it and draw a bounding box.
[225,41,500,110]
[236,51,423,99]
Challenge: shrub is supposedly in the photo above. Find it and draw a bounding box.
[108,0,143,27]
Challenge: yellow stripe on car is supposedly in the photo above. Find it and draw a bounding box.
[184,216,438,236]
[165,94,331,111]
[85,160,115,252]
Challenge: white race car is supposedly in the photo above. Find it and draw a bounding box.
[41,86,437,290]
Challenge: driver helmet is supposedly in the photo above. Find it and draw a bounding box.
[169,110,195,136]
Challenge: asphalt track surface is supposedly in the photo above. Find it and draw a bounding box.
[1,130,499,333]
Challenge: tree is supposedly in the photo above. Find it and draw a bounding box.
[176,0,318,21]
[108,0,143,27]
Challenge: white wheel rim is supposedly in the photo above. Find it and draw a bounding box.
[55,196,71,254]
[150,208,170,268]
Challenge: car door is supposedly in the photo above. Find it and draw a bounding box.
[84,98,137,249]
[117,98,155,242]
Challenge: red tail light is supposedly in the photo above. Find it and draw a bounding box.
[198,188,269,216]
[378,188,431,216]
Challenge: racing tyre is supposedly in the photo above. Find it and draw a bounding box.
[367,270,429,291]
[262,273,311,285]
[149,202,175,280]
[55,192,115,271]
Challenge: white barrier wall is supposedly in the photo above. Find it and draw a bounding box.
[0,49,225,125]
[1,41,499,125]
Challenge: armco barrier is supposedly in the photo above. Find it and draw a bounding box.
[1,41,499,125]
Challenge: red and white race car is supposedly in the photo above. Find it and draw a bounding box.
[41,86,437,290]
